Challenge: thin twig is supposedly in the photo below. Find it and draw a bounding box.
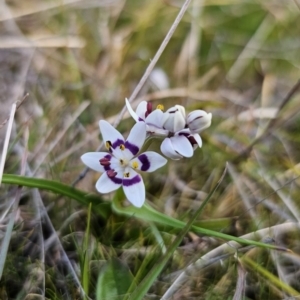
[0,94,28,130]
[0,103,17,186]
[72,0,193,186]
[119,0,192,112]
[0,126,28,279]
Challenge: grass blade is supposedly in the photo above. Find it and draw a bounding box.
[126,164,228,300]
[3,173,284,251]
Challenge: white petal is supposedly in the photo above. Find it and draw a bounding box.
[125,122,146,156]
[173,114,186,132]
[125,98,139,122]
[122,170,145,207]
[146,125,169,137]
[176,105,186,119]
[99,120,124,148]
[135,101,148,120]
[171,135,193,157]
[145,109,164,128]
[130,151,167,172]
[96,171,122,193]
[192,133,202,148]
[81,152,110,173]
[162,105,186,132]
[160,138,182,160]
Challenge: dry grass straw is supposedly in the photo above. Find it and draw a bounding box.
[0,103,17,186]
[162,222,298,299]
[0,126,28,279]
[1,0,300,298]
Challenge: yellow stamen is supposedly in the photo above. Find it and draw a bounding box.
[120,144,125,150]
[132,161,139,169]
[105,141,112,150]
[156,104,164,111]
[120,159,124,165]
[124,172,130,178]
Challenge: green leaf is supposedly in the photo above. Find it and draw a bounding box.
[82,203,92,296]
[96,258,136,300]
[112,198,281,250]
[3,174,287,250]
[193,217,236,231]
[2,174,111,219]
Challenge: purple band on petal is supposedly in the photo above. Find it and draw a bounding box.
[125,141,139,155]
[112,139,125,149]
[193,116,203,120]
[107,173,122,185]
[178,132,189,137]
[138,154,150,171]
[123,175,141,186]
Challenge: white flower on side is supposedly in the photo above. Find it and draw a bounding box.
[160,105,202,160]
[187,110,212,133]
[81,120,167,207]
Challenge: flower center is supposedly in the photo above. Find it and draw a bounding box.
[131,161,139,169]
[118,144,129,166]
[156,104,164,111]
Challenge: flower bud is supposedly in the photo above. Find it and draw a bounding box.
[187,110,212,133]
[162,105,186,132]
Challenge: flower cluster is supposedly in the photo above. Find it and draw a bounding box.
[125,99,212,160]
[81,100,211,207]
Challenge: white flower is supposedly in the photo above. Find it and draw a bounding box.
[160,129,202,160]
[160,105,202,160]
[125,98,168,137]
[162,105,186,133]
[81,120,167,207]
[187,110,212,133]
[125,99,210,160]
